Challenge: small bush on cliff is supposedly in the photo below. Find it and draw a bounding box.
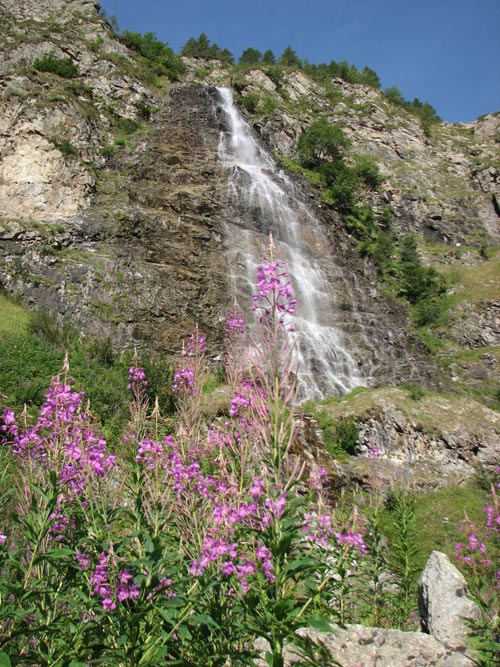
[49,136,78,157]
[120,30,185,81]
[383,86,441,134]
[297,118,350,169]
[353,154,383,189]
[398,235,447,305]
[238,47,263,66]
[33,54,79,78]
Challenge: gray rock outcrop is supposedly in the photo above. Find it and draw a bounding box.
[419,551,480,651]
[253,553,480,666]
[256,625,473,667]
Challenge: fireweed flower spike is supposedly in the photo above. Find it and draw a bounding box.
[252,234,297,328]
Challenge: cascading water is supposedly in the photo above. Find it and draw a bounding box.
[216,86,367,400]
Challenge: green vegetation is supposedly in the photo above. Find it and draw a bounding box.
[383,86,441,134]
[181,32,234,64]
[33,54,79,78]
[292,120,397,280]
[295,120,384,219]
[377,482,488,572]
[304,59,381,89]
[297,117,350,168]
[0,293,30,336]
[278,45,302,68]
[397,234,449,325]
[0,296,175,445]
[440,246,500,304]
[238,47,263,66]
[119,30,185,81]
[49,136,78,157]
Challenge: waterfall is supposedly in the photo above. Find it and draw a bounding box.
[216,87,366,400]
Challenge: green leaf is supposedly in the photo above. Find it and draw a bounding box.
[276,533,294,556]
[265,652,274,667]
[282,557,316,577]
[0,654,11,667]
[307,615,335,633]
[38,547,74,560]
[177,624,192,641]
[192,613,220,628]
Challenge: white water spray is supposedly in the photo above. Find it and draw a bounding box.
[216,87,366,400]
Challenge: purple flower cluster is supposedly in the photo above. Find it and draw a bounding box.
[127,366,147,390]
[135,436,167,469]
[147,577,176,601]
[187,329,206,355]
[172,366,195,394]
[1,375,115,500]
[252,260,297,326]
[188,530,274,591]
[187,484,294,589]
[88,552,140,612]
[229,380,258,418]
[303,512,367,553]
[226,309,245,337]
[172,330,206,397]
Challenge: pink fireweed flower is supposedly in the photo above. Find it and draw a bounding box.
[265,493,286,519]
[226,308,245,337]
[221,561,237,576]
[249,478,265,499]
[128,366,147,390]
[0,534,7,544]
[172,366,195,394]
[303,512,334,547]
[254,544,275,580]
[367,445,382,458]
[1,408,18,440]
[136,437,165,469]
[188,561,204,577]
[251,236,297,328]
[229,380,268,423]
[237,560,255,580]
[187,329,206,355]
[252,260,297,325]
[467,533,479,551]
[156,577,176,598]
[116,570,140,602]
[335,531,367,555]
[102,598,116,612]
[1,371,115,502]
[48,509,69,541]
[75,548,91,570]
[309,466,329,492]
[89,552,114,607]
[484,504,495,529]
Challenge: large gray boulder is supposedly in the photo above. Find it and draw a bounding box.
[256,625,473,667]
[419,550,480,651]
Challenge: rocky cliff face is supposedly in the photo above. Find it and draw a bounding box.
[0,0,498,401]
[218,68,500,246]
[0,0,230,351]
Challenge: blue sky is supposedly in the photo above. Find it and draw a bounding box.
[99,0,500,123]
